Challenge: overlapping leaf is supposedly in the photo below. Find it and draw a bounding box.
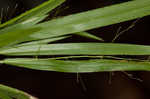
[30,0,150,39]
[1,0,150,98]
[0,0,65,48]
[0,0,150,49]
[0,27,41,48]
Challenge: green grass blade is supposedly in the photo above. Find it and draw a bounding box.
[0,0,65,28]
[76,32,103,41]
[1,43,150,56]
[17,0,65,24]
[20,15,49,26]
[1,58,150,73]
[30,0,150,39]
[0,0,65,48]
[0,91,11,99]
[0,26,41,48]
[18,36,70,46]
[0,84,36,99]
[0,0,149,48]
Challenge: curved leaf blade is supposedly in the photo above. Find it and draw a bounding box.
[0,84,37,99]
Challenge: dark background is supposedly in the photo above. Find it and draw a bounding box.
[0,0,150,99]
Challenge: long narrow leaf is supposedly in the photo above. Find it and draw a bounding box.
[0,0,149,49]
[0,0,65,28]
[18,0,65,23]
[0,0,65,48]
[30,0,150,39]
[1,43,150,55]
[18,36,70,46]
[1,58,150,73]
[0,0,149,47]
